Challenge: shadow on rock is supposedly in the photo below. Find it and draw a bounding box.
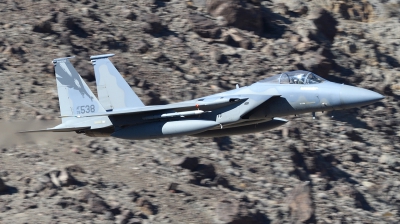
[261,4,292,39]
[216,198,271,224]
[64,16,89,38]
[329,109,369,129]
[213,136,233,151]
[333,182,375,211]
[0,177,18,195]
[136,197,158,218]
[289,145,311,182]
[189,163,231,189]
[0,186,18,196]
[289,145,358,185]
[141,13,179,38]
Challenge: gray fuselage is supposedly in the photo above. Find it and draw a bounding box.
[109,78,383,139]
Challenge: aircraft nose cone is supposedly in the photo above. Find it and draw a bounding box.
[340,85,384,109]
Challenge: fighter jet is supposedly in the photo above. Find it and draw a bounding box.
[21,54,384,139]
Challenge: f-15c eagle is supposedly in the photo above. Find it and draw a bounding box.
[21,54,384,139]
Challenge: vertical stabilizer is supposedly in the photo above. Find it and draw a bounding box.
[90,54,145,111]
[53,57,106,123]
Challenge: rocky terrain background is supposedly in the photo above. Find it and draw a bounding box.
[1,0,400,223]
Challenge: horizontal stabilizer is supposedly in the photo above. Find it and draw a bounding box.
[19,126,91,133]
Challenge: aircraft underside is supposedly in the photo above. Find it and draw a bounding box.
[80,117,288,139]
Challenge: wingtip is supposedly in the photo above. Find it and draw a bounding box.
[90,53,115,60]
[52,56,76,63]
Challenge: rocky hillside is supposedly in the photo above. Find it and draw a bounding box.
[1,0,400,223]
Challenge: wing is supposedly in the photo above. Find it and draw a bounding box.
[19,126,91,133]
[60,94,280,118]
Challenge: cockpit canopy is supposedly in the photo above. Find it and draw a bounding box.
[258,70,326,84]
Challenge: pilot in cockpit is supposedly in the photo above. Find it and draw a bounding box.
[258,70,326,85]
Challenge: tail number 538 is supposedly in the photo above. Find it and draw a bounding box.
[76,105,95,114]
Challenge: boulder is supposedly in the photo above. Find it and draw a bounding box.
[58,30,72,45]
[187,13,221,39]
[210,48,226,63]
[207,0,264,34]
[49,170,61,187]
[127,190,141,202]
[32,181,46,193]
[0,178,7,192]
[283,0,308,16]
[272,3,289,15]
[333,183,375,211]
[2,45,26,56]
[332,1,377,22]
[171,156,199,171]
[73,60,95,82]
[62,15,89,38]
[78,188,99,203]
[44,168,77,188]
[121,9,137,20]
[216,199,240,223]
[115,210,133,224]
[187,0,207,9]
[58,169,75,186]
[345,129,363,142]
[136,197,156,216]
[132,40,150,54]
[0,199,10,212]
[188,163,229,187]
[55,197,77,209]
[286,182,314,223]
[78,188,112,214]
[65,164,85,174]
[142,14,164,34]
[100,35,129,52]
[222,28,252,49]
[215,199,267,223]
[80,8,100,20]
[128,218,142,224]
[32,18,53,33]
[308,8,338,42]
[19,200,38,210]
[297,48,333,76]
[89,197,110,214]
[379,154,397,167]
[193,163,216,181]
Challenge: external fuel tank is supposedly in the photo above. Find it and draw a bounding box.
[191,118,288,137]
[111,120,219,139]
